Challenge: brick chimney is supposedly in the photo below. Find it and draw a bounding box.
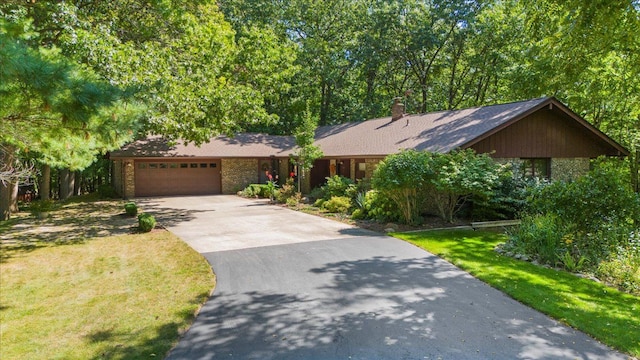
[391,97,404,121]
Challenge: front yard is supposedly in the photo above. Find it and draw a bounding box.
[393,229,640,358]
[0,198,215,359]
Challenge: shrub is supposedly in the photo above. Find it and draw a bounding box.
[124,202,138,216]
[322,196,352,213]
[138,213,156,232]
[596,247,640,296]
[97,184,118,199]
[319,175,356,200]
[506,213,566,266]
[239,184,273,198]
[29,199,57,218]
[471,165,533,220]
[362,190,402,223]
[275,178,297,203]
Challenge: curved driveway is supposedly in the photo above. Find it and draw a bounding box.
[138,196,626,360]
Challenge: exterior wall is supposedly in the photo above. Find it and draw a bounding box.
[550,158,590,182]
[277,158,290,184]
[221,158,258,194]
[470,109,618,158]
[122,159,135,199]
[493,157,589,182]
[349,159,356,181]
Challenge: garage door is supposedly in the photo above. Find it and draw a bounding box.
[135,159,221,196]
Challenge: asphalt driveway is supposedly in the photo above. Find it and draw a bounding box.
[138,195,626,360]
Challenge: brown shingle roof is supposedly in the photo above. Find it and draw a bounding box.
[111,97,629,159]
[110,133,297,158]
[314,97,551,157]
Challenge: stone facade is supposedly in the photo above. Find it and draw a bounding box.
[221,158,258,194]
[550,158,590,182]
[112,159,135,199]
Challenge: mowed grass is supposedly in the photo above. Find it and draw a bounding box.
[393,229,640,358]
[0,231,215,359]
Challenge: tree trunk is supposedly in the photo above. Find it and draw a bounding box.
[59,169,75,200]
[40,164,51,200]
[10,180,18,212]
[0,181,12,221]
[74,171,82,196]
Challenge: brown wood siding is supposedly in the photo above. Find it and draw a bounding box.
[135,159,221,197]
[470,110,616,158]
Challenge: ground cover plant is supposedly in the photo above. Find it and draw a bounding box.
[393,229,640,358]
[0,198,215,360]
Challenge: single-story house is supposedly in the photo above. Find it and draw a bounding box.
[110,97,629,198]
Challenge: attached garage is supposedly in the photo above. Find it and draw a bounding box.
[134,159,221,197]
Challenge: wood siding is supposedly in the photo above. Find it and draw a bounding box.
[470,109,617,158]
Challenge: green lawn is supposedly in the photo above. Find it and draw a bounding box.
[393,229,640,358]
[0,231,215,359]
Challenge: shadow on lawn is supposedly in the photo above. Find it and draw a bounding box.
[402,230,640,356]
[85,291,211,360]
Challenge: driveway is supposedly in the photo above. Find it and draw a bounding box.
[138,196,626,360]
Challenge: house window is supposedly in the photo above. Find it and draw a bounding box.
[138,163,147,169]
[149,163,158,169]
[169,163,178,169]
[522,158,550,179]
[200,163,207,168]
[190,163,198,168]
[209,163,217,168]
[159,163,168,169]
[180,163,188,168]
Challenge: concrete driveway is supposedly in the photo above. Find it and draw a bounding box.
[138,196,626,360]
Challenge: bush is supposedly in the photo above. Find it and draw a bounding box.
[362,190,402,223]
[322,196,352,213]
[471,165,533,220]
[317,175,356,200]
[97,184,118,199]
[124,202,138,216]
[506,213,566,266]
[239,184,274,198]
[29,199,57,218]
[596,246,640,296]
[138,213,156,232]
[275,178,297,203]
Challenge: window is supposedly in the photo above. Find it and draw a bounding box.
[169,163,178,169]
[159,163,168,169]
[522,158,550,179]
[149,163,158,169]
[200,163,207,168]
[190,163,198,168]
[209,163,217,168]
[138,163,147,169]
[180,163,188,168]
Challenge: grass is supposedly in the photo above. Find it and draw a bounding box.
[0,199,215,360]
[393,229,640,358]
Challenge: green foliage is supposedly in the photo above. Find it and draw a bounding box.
[320,175,356,200]
[124,202,138,216]
[471,165,533,220]
[321,196,352,214]
[361,190,402,223]
[508,214,565,266]
[371,149,500,224]
[239,184,273,198]
[596,243,640,296]
[275,178,297,203]
[28,199,57,216]
[137,213,156,233]
[96,184,118,199]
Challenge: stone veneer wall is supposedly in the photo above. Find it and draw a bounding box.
[122,160,135,199]
[278,158,290,184]
[221,158,258,194]
[550,158,590,182]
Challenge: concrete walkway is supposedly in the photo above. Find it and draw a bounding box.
[138,196,626,360]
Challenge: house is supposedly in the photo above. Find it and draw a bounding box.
[110,97,629,198]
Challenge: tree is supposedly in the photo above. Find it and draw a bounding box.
[291,106,323,192]
[0,22,141,220]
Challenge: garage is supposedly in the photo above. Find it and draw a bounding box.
[134,159,221,197]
